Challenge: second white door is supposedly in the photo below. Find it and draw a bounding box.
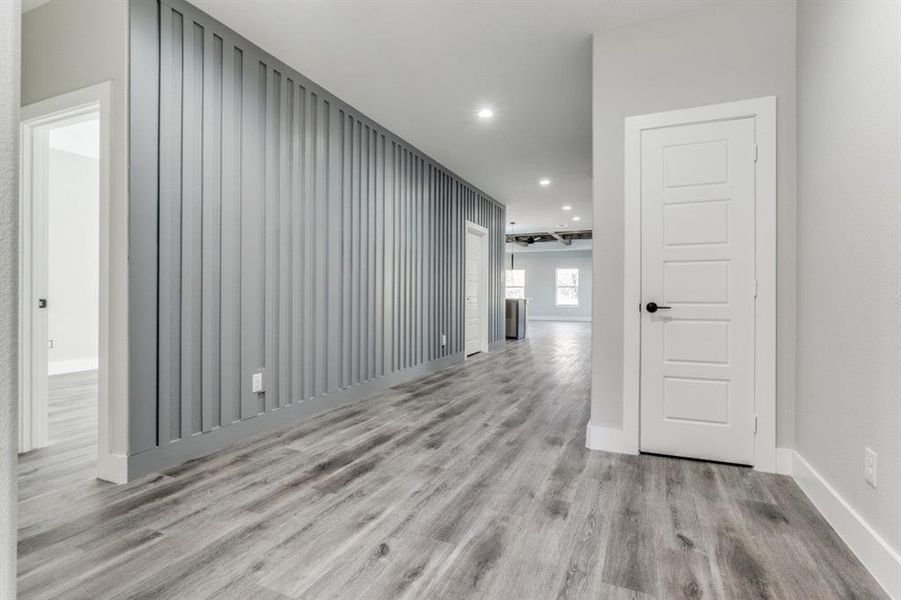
[639,117,757,465]
[464,225,484,356]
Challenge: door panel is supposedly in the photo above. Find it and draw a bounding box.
[464,229,481,356]
[640,117,756,465]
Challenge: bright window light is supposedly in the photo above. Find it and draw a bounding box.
[556,268,579,307]
[506,269,525,299]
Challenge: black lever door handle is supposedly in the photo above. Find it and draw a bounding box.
[645,302,670,313]
[38,298,47,309]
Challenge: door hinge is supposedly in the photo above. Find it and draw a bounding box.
[754,416,759,434]
[754,145,759,163]
[754,279,759,298]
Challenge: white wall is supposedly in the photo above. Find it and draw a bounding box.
[47,143,99,375]
[591,1,798,445]
[506,249,592,321]
[23,0,130,464]
[796,0,901,556]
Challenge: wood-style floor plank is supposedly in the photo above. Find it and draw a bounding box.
[17,323,888,599]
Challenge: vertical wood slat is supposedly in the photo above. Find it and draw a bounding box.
[201,30,222,431]
[147,0,505,454]
[183,21,204,437]
[278,77,292,408]
[360,126,368,380]
[375,134,385,377]
[314,97,328,397]
[220,44,242,425]
[129,0,161,453]
[351,120,361,384]
[263,68,280,413]
[326,103,342,394]
[291,85,305,405]
[158,4,182,444]
[302,89,314,401]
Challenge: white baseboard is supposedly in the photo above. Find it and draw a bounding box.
[97,450,129,484]
[48,357,98,375]
[780,449,901,598]
[529,315,592,322]
[584,422,638,455]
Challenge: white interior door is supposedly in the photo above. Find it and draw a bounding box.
[464,226,484,356]
[639,117,757,465]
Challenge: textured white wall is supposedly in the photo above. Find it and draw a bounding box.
[506,249,592,321]
[0,0,21,595]
[590,1,798,445]
[796,0,901,553]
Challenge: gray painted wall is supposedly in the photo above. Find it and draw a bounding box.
[129,0,505,474]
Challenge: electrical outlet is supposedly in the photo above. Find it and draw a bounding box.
[864,448,877,488]
[47,338,53,349]
[252,371,264,394]
[440,333,447,347]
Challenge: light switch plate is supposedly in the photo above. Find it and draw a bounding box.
[252,371,264,394]
[864,447,877,488]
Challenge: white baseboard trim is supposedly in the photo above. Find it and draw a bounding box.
[585,422,638,455]
[529,315,591,322]
[781,449,901,598]
[48,357,99,375]
[97,450,129,484]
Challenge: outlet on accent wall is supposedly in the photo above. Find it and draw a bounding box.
[864,447,877,488]
[252,371,264,394]
[440,334,447,347]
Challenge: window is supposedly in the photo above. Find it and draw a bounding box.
[555,268,579,306]
[505,269,525,299]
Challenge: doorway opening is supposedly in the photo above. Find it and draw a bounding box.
[18,85,113,487]
[465,220,490,357]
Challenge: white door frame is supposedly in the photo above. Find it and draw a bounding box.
[623,97,777,472]
[19,82,125,482]
[465,220,490,356]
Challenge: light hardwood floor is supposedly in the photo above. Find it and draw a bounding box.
[17,323,887,599]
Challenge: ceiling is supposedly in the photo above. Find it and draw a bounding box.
[183,1,713,233]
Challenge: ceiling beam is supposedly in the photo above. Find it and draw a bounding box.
[549,232,572,246]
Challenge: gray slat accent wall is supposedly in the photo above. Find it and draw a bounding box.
[129,0,505,463]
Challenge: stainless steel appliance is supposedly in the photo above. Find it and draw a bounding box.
[505,298,527,340]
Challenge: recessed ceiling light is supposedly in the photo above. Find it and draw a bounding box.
[562,205,572,211]
[572,216,581,221]
[556,223,568,228]
[539,178,552,186]
[477,107,494,120]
